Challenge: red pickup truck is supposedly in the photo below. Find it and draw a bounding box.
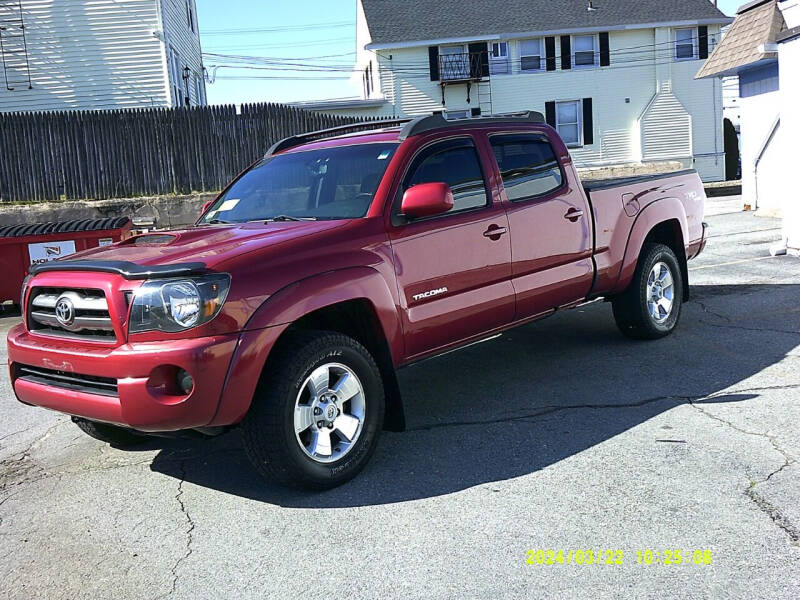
[7,112,707,489]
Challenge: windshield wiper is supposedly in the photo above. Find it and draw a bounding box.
[264,215,317,222]
[205,218,234,225]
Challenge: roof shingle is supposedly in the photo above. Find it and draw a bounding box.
[696,0,786,79]
[362,0,730,47]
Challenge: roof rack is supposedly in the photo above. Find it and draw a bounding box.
[264,110,546,157]
[264,117,411,157]
[398,110,545,140]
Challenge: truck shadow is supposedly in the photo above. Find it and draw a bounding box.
[150,283,800,507]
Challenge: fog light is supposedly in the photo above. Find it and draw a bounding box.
[176,369,194,394]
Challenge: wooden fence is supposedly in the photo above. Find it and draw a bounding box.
[0,103,367,203]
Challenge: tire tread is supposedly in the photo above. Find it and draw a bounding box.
[242,330,383,490]
[612,243,683,340]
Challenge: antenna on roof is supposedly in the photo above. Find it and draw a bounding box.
[587,1,598,11]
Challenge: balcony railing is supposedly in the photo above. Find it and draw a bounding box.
[439,51,487,82]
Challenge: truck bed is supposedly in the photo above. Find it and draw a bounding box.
[581,169,698,193]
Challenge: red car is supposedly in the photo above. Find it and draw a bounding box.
[7,112,707,489]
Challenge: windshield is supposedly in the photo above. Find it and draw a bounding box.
[199,143,398,223]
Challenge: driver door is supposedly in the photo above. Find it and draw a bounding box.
[387,136,514,360]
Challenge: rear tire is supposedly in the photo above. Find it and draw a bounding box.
[242,330,385,490]
[73,417,148,447]
[612,243,683,340]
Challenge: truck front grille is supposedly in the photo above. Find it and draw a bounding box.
[28,288,117,342]
[14,364,119,397]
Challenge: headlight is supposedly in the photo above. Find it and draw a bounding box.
[20,274,33,309]
[129,274,230,333]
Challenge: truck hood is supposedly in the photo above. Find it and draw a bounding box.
[63,221,345,272]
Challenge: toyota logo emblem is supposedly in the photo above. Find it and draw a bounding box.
[55,297,75,327]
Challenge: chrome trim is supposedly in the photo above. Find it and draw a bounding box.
[31,292,108,312]
[28,288,116,341]
[29,311,114,331]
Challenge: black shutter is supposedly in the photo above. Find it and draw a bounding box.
[468,42,489,78]
[698,26,709,59]
[428,46,440,81]
[560,36,571,70]
[545,37,556,71]
[582,98,594,145]
[599,32,610,66]
[545,101,556,128]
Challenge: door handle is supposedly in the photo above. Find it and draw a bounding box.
[483,225,508,239]
[564,208,584,222]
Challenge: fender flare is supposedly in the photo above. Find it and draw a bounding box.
[612,197,689,296]
[245,266,403,361]
[210,267,405,429]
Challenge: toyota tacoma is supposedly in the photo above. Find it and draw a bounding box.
[7,112,707,489]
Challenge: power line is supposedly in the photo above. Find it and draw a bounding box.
[202,21,353,36]
[203,37,355,52]
[203,35,727,84]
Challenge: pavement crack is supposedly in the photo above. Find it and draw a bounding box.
[745,485,800,544]
[699,320,800,337]
[0,420,65,494]
[407,385,800,433]
[407,394,680,432]
[157,459,195,600]
[689,401,799,544]
[0,425,37,444]
[694,300,732,322]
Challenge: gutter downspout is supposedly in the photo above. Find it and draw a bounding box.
[753,116,780,211]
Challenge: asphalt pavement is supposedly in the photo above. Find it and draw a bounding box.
[1,209,799,599]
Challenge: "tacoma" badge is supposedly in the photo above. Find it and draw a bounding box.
[412,287,448,302]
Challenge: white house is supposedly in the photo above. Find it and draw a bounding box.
[300,0,732,182]
[697,0,800,254]
[0,0,206,112]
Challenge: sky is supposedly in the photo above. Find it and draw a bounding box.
[196,0,743,107]
[196,0,359,105]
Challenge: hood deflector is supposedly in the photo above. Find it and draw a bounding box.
[29,260,208,280]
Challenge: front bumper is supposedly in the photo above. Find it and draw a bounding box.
[7,324,239,432]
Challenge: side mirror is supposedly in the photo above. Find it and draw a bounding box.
[201,200,213,215]
[401,182,454,219]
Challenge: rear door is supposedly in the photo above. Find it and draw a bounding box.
[387,135,514,359]
[488,131,593,318]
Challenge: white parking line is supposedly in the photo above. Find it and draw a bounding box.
[689,255,776,271]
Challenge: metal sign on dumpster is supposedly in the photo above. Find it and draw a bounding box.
[28,240,77,265]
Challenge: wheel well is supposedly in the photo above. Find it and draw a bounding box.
[277,299,405,432]
[644,219,689,300]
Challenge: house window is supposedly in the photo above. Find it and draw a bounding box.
[556,100,582,147]
[519,39,543,71]
[169,47,183,106]
[440,45,469,80]
[445,110,470,120]
[186,1,196,34]
[194,76,203,106]
[489,41,510,74]
[675,28,697,60]
[573,35,597,67]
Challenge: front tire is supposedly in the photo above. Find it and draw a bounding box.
[242,330,385,490]
[73,417,148,447]
[612,243,683,340]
